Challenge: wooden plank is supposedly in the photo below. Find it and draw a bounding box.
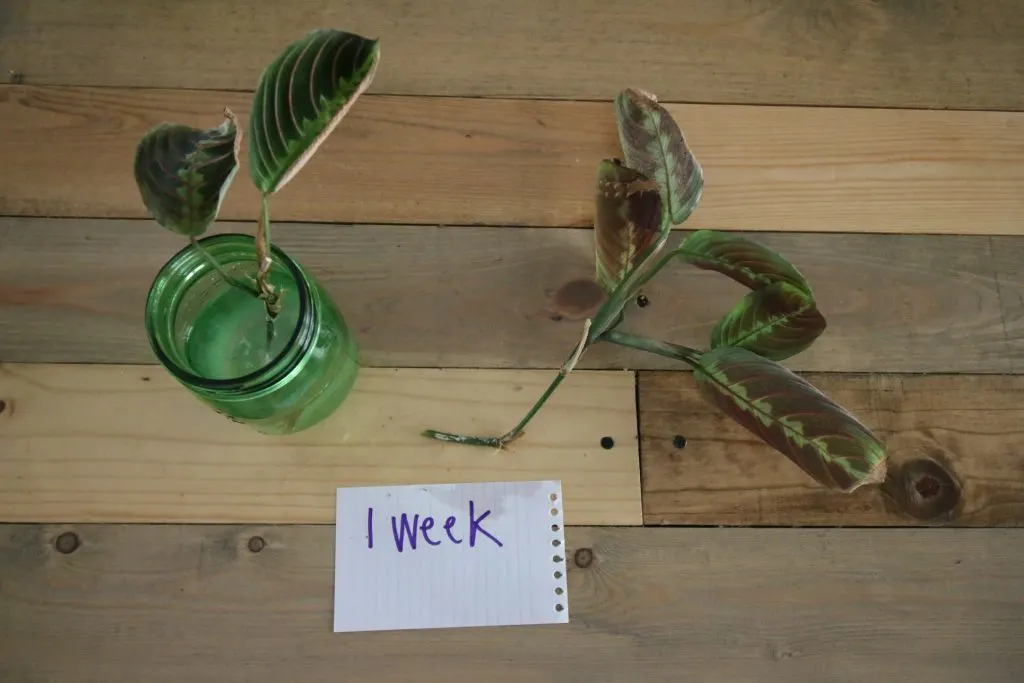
[2,524,1023,682]
[0,363,641,525]
[639,372,1024,527]
[0,218,1016,374]
[2,0,1023,110]
[3,86,1023,235]
[993,236,1024,373]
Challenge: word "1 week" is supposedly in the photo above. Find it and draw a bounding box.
[366,500,503,552]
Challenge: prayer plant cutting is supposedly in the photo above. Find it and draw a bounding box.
[133,28,379,334]
[424,88,888,494]
[130,28,378,435]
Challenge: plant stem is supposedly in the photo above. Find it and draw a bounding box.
[600,329,703,367]
[189,236,260,297]
[255,194,282,320]
[423,320,592,448]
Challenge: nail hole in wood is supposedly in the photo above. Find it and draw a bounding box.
[574,547,594,568]
[600,436,615,449]
[55,531,80,554]
[247,536,266,553]
[636,294,649,308]
[673,434,687,449]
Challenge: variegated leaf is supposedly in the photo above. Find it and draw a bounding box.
[710,281,826,361]
[692,346,887,492]
[615,88,703,225]
[132,110,240,236]
[249,28,379,195]
[677,229,813,296]
[593,158,663,293]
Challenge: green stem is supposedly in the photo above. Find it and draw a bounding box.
[256,194,282,320]
[189,237,260,297]
[600,329,703,367]
[423,320,592,448]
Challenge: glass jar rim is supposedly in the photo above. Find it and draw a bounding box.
[144,233,312,392]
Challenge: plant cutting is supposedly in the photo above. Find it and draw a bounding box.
[134,28,379,434]
[423,87,887,493]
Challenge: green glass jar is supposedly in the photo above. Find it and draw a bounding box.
[145,233,359,435]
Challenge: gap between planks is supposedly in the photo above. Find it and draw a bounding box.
[1,86,1022,233]
[0,364,641,526]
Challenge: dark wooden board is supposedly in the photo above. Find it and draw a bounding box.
[0,218,1016,373]
[2,86,1022,233]
[2,524,1023,683]
[640,372,1024,526]
[2,0,1023,110]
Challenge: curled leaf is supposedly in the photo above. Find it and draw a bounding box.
[615,88,703,225]
[132,109,241,236]
[692,346,887,492]
[711,281,826,361]
[677,229,813,296]
[594,158,663,293]
[249,28,380,195]
[549,277,608,320]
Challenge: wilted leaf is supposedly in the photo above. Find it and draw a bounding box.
[549,277,607,320]
[249,28,379,195]
[133,110,240,236]
[692,346,887,492]
[710,281,826,361]
[593,158,663,293]
[615,88,703,225]
[678,229,813,296]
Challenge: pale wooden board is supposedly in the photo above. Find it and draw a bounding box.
[640,371,1024,527]
[0,364,641,525]
[1,218,1016,374]
[2,524,1023,682]
[2,0,1023,110]
[3,86,1023,235]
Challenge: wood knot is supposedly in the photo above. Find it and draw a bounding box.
[247,536,266,553]
[573,547,594,568]
[883,457,961,521]
[54,531,80,554]
[548,278,607,321]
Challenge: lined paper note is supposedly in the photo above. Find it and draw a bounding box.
[334,480,569,633]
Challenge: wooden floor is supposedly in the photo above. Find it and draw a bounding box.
[2,1,1024,681]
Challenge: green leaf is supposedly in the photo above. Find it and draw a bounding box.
[677,229,813,296]
[132,109,240,236]
[710,281,826,361]
[593,158,663,293]
[248,28,380,195]
[615,88,703,225]
[692,346,887,492]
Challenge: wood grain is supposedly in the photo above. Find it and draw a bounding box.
[640,372,1024,527]
[0,364,641,525]
[2,524,1023,682]
[0,218,1016,374]
[2,86,1023,234]
[2,0,1023,110]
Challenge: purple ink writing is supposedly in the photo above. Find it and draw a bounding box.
[469,500,503,548]
[444,515,461,544]
[370,501,503,553]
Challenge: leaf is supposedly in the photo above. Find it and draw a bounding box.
[132,109,241,236]
[692,346,887,492]
[677,229,813,296]
[593,158,663,293]
[248,28,380,195]
[710,281,826,361]
[615,88,703,225]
